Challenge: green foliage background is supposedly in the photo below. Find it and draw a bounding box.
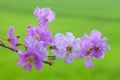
[0,0,120,80]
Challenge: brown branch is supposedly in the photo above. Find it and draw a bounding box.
[16,43,27,50]
[0,43,18,52]
[48,56,56,60]
[43,61,53,66]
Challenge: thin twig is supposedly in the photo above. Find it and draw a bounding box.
[0,43,18,52]
[43,61,53,66]
[48,56,56,60]
[16,43,27,50]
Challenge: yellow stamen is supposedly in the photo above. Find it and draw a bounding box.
[34,34,40,40]
[27,55,34,65]
[66,44,73,53]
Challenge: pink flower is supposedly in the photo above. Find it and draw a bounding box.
[34,7,55,27]
[17,37,48,71]
[7,27,18,51]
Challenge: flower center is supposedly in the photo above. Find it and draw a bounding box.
[66,44,73,53]
[27,55,34,65]
[45,18,48,22]
[86,46,100,56]
[86,48,92,56]
[34,34,40,40]
[94,46,99,51]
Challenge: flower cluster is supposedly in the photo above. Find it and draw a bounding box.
[79,30,110,67]
[0,7,110,71]
[17,7,54,70]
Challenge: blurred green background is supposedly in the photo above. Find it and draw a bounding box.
[0,0,120,80]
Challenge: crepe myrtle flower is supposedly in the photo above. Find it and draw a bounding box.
[34,7,55,27]
[50,32,81,63]
[26,25,53,47]
[7,27,19,51]
[17,37,48,71]
[79,30,110,68]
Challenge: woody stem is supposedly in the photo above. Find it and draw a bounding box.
[43,61,53,65]
[0,43,18,52]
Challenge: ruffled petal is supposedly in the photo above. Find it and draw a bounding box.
[85,56,94,68]
[64,54,74,63]
[34,59,42,70]
[24,64,32,70]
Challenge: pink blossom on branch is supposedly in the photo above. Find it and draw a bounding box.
[0,7,110,71]
[7,27,18,51]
